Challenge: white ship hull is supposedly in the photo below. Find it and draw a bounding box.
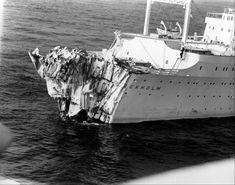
[113,54,235,123]
[28,3,235,124]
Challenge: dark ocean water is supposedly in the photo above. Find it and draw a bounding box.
[0,0,234,184]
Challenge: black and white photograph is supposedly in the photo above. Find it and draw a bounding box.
[0,0,234,184]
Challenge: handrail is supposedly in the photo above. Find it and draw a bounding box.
[206,13,223,19]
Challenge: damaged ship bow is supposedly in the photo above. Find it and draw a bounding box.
[28,46,153,124]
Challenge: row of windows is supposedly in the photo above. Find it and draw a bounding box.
[208,26,231,32]
[199,66,234,71]
[130,82,234,89]
[129,92,234,100]
[223,15,233,21]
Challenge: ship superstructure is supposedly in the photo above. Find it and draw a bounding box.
[29,0,235,124]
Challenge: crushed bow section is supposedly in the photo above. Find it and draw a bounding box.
[28,46,154,124]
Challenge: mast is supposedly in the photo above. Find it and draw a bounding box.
[143,0,191,38]
[181,0,192,44]
[143,0,152,35]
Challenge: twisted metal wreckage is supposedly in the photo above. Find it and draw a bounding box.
[28,39,164,124]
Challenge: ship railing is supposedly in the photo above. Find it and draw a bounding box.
[224,8,235,14]
[206,13,223,19]
[153,68,179,75]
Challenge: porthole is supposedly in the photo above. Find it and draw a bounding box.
[203,96,206,98]
[187,82,190,84]
[204,82,206,85]
[215,67,218,71]
[223,67,225,71]
[232,67,234,71]
[139,93,141,95]
[189,95,191,97]
[135,86,139,89]
[143,80,146,82]
[219,96,221,98]
[149,94,151,96]
[140,86,145,89]
[226,67,228,71]
[177,95,180,97]
[178,81,181,84]
[199,66,202,70]
[161,94,164,96]
[160,80,163,83]
[169,81,172,83]
[197,95,199,98]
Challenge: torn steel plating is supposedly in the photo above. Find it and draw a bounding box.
[28,46,154,123]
